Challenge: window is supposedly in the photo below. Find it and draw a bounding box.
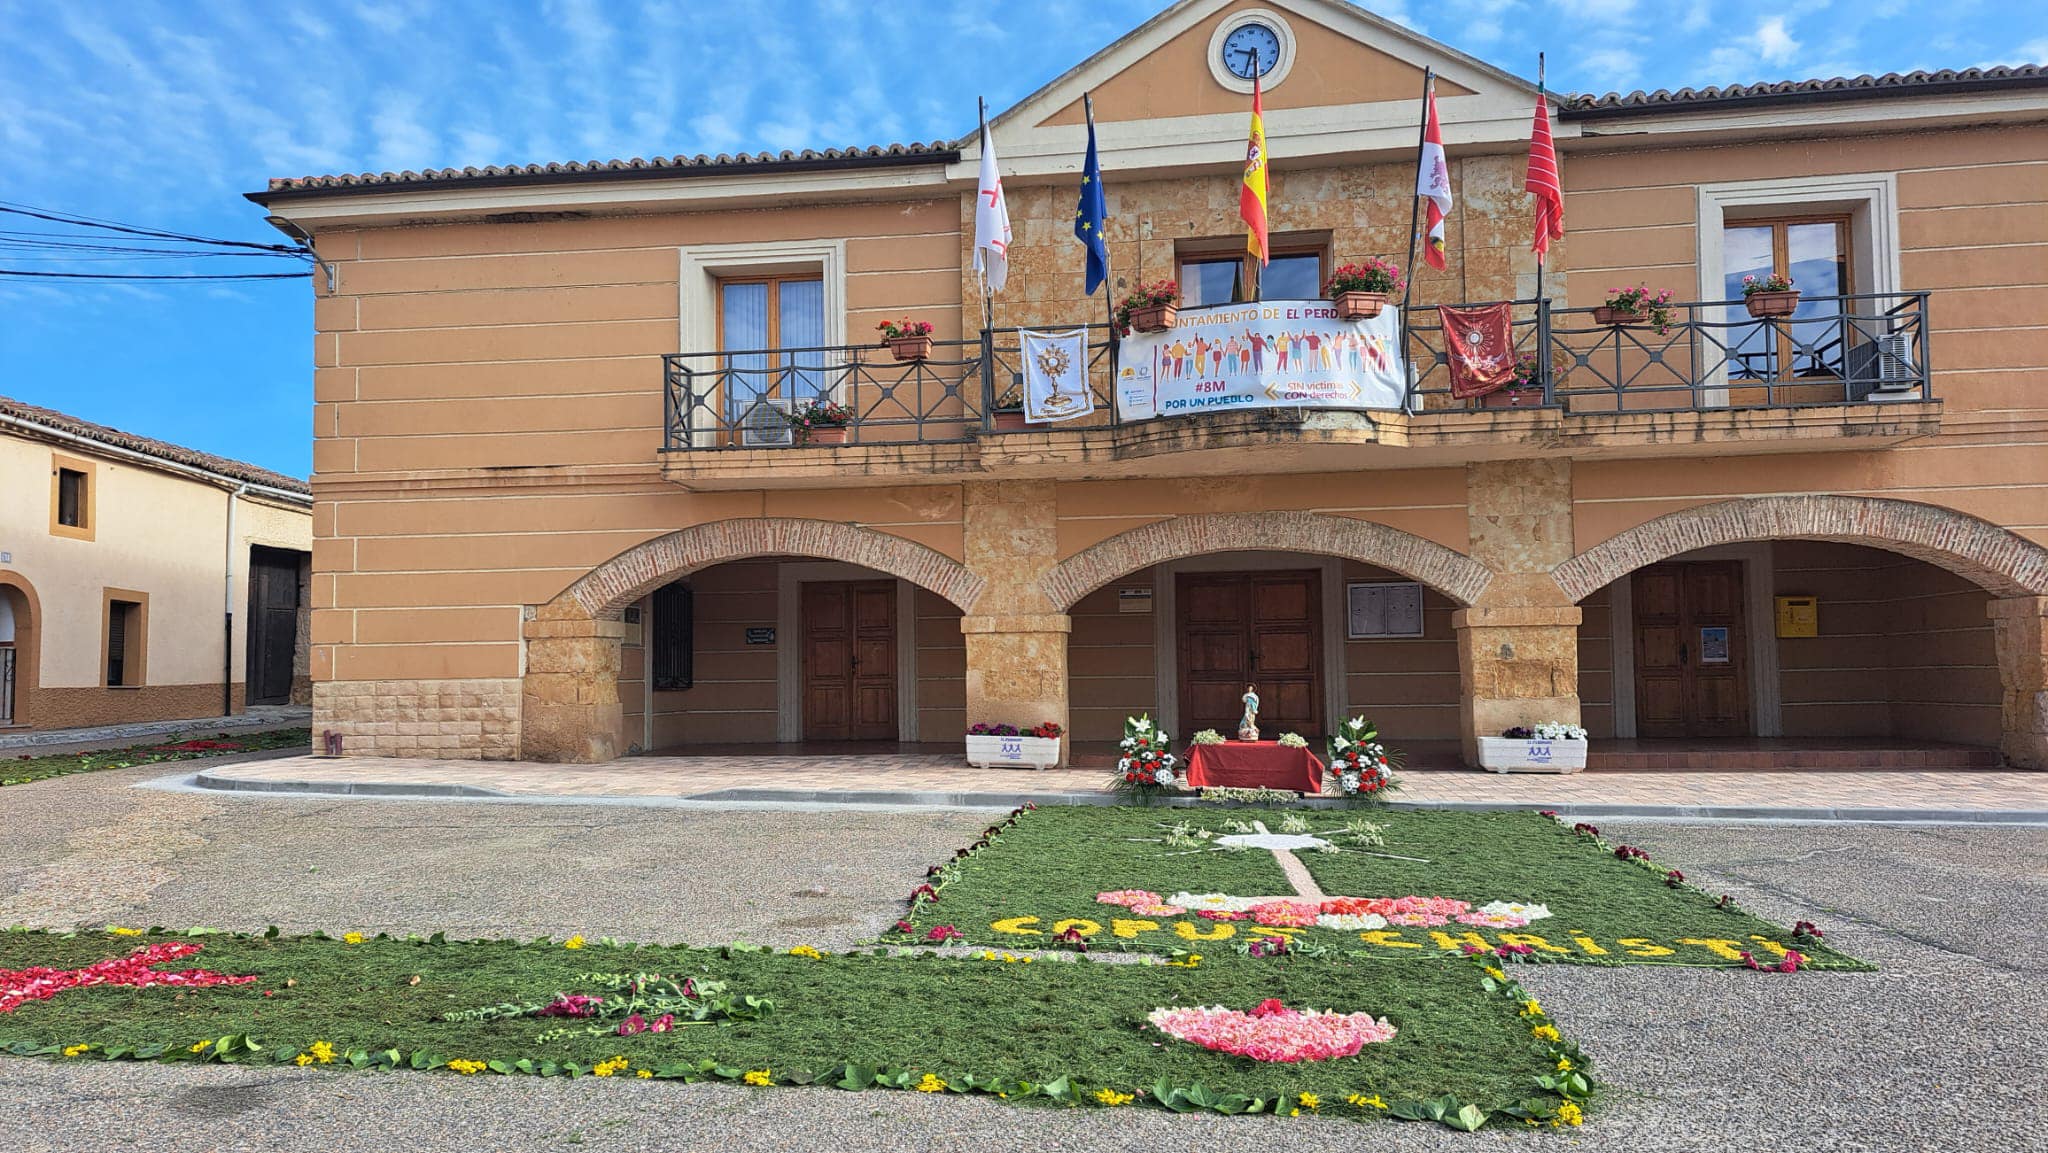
[48,455,95,541]
[650,581,693,692]
[1176,240,1325,306]
[718,273,827,423]
[1724,216,1851,381]
[102,590,147,688]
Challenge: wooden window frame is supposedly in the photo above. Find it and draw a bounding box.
[1724,213,1853,384]
[1174,235,1330,306]
[101,588,148,689]
[49,454,96,542]
[713,272,824,357]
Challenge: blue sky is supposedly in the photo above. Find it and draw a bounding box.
[3,0,2041,479]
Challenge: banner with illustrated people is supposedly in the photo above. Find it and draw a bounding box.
[1113,302,1407,422]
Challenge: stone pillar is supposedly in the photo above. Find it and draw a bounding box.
[1989,596,2048,770]
[1457,459,1581,765]
[960,481,1071,759]
[520,606,626,764]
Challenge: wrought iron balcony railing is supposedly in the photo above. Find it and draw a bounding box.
[661,292,1932,451]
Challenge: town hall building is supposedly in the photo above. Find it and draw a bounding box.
[250,0,2048,770]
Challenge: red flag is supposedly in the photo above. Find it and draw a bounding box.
[1416,84,1451,271]
[1439,303,1517,398]
[1525,89,1564,261]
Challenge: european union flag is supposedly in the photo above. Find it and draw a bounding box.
[1073,95,1109,296]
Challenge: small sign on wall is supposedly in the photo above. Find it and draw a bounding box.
[1119,588,1153,614]
[744,627,777,646]
[1774,595,1818,638]
[1347,581,1424,639]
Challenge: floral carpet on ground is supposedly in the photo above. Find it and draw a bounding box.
[887,806,1865,970]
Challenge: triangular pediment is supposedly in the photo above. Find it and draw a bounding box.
[964,0,1559,182]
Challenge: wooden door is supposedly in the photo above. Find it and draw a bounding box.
[1633,561,1749,739]
[802,581,898,741]
[1177,570,1322,738]
[245,547,301,706]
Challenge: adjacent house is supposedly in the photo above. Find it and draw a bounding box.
[249,0,2048,769]
[0,396,313,733]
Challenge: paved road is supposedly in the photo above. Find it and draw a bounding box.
[0,766,2043,1152]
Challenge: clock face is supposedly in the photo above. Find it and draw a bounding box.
[1221,22,1281,80]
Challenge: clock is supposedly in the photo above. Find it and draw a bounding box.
[1221,21,1281,80]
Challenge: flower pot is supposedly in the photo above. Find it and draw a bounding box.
[888,335,934,361]
[990,410,1029,431]
[1129,303,1177,333]
[965,734,1061,770]
[1744,291,1801,319]
[1476,736,1587,774]
[1331,291,1389,321]
[796,426,848,445]
[1592,306,1644,326]
[1480,389,1542,409]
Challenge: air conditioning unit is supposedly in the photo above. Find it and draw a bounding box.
[738,399,793,447]
[1873,332,1917,389]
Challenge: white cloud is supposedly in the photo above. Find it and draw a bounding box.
[1583,48,1644,88]
[1754,16,1800,64]
[2019,37,2048,63]
[370,93,437,171]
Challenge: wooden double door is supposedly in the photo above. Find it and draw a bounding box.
[802,581,898,741]
[1633,561,1750,738]
[245,547,302,706]
[1177,570,1323,738]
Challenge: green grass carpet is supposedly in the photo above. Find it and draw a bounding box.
[892,806,1866,969]
[0,728,310,787]
[0,929,1584,1128]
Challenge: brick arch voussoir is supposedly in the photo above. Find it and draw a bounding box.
[1040,512,1494,610]
[1551,495,2048,603]
[547,519,986,619]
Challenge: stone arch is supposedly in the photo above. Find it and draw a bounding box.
[546,518,986,619]
[1551,495,2048,603]
[0,570,41,729]
[1040,511,1494,610]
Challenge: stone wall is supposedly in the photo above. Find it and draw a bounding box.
[1455,459,1581,759]
[311,677,521,760]
[961,481,1070,751]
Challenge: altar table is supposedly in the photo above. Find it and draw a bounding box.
[1181,741,1324,794]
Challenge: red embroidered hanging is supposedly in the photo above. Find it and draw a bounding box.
[1438,303,1517,399]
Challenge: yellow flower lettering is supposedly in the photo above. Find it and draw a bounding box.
[1111,918,1159,939]
[1429,930,1491,953]
[1359,929,1423,949]
[1050,919,1101,937]
[1174,919,1235,941]
[1497,932,1570,954]
[990,916,1042,936]
[1617,937,1675,957]
[1567,932,1609,956]
[1677,938,1749,961]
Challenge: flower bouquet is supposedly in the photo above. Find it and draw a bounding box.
[1113,279,1180,335]
[1325,715,1400,798]
[1594,284,1676,334]
[965,720,1062,770]
[1323,257,1404,320]
[1109,713,1179,793]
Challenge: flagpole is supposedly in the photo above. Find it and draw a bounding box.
[978,96,996,339]
[1088,93,1118,354]
[1400,66,1432,317]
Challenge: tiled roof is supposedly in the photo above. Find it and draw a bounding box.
[257,141,958,197]
[0,395,311,496]
[1563,65,2047,117]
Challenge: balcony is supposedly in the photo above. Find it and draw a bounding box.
[659,293,1940,490]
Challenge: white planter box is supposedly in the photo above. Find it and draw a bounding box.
[1477,736,1587,774]
[965,734,1062,770]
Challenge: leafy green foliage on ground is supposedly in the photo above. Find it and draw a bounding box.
[0,929,1579,1126]
[0,728,309,787]
[893,806,1868,969]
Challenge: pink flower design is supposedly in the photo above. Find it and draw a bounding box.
[0,942,256,1014]
[1148,1002,1397,1062]
[1249,900,1320,928]
[1094,890,1162,908]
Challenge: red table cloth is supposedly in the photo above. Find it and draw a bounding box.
[1181,741,1324,794]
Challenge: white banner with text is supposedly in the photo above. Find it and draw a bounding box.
[1114,301,1407,421]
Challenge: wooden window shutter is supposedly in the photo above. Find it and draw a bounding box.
[651,582,693,692]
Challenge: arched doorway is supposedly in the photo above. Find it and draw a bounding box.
[527,519,982,762]
[0,572,40,730]
[1044,513,1489,760]
[1556,496,2048,767]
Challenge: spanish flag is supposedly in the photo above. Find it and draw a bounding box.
[1240,74,1269,265]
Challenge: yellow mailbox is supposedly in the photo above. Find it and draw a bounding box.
[1775,596,1818,638]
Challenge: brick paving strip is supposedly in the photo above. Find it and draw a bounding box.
[164,753,2048,823]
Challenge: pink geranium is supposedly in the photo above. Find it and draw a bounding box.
[1148,1001,1397,1062]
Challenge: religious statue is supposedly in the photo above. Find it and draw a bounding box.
[1237,684,1261,742]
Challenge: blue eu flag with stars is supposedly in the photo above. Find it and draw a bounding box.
[1074,95,1109,296]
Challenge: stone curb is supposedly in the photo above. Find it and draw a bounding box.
[176,771,2048,825]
